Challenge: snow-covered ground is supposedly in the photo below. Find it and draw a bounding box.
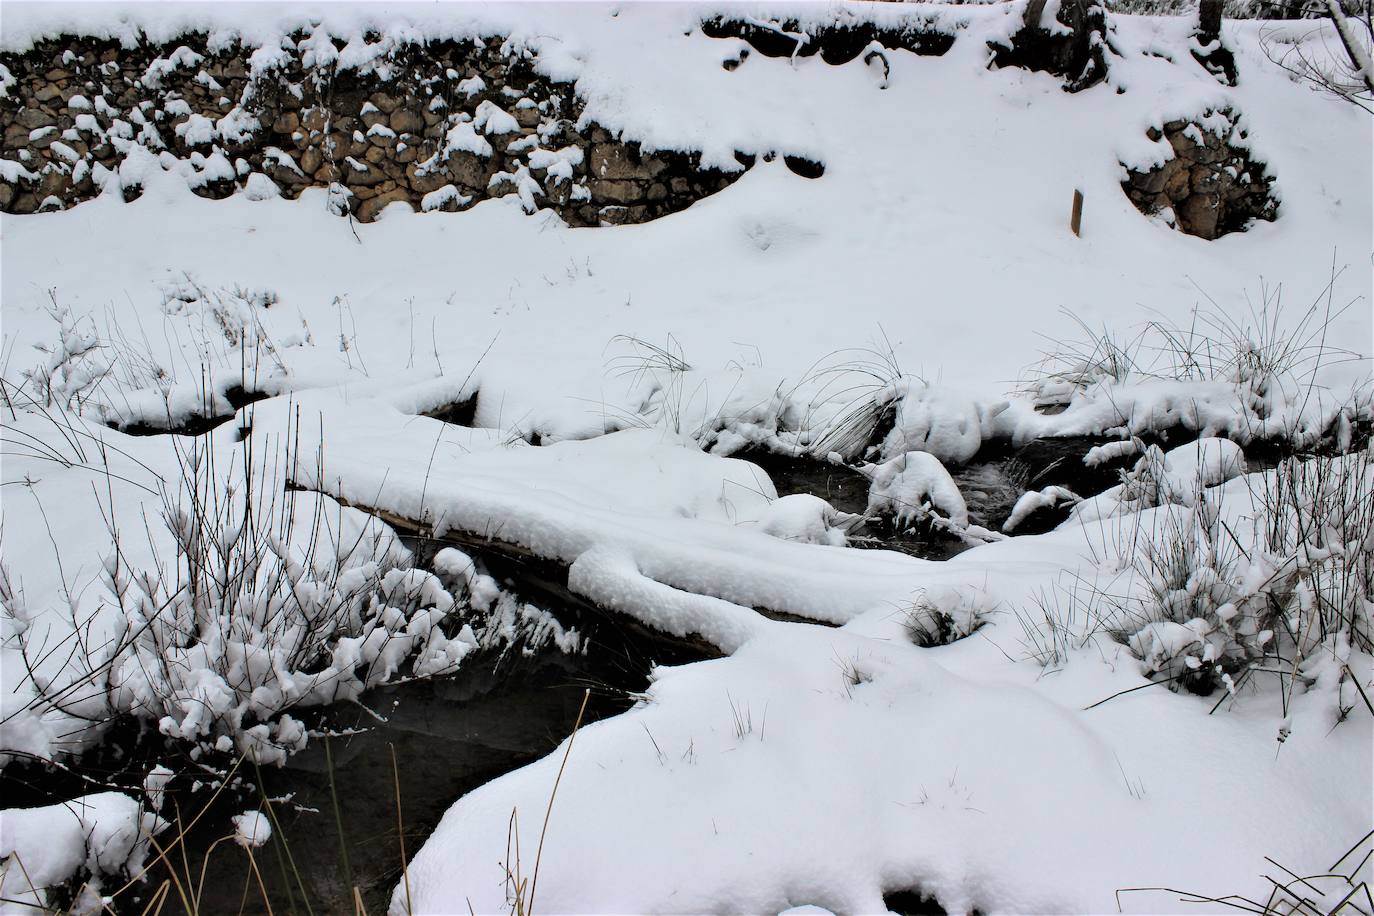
[1,2,1370,913]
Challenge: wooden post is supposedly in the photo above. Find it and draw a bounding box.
[1070,188,1084,236]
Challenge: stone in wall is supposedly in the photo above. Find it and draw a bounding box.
[1121,109,1277,240]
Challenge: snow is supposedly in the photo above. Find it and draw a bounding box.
[473,99,520,135]
[242,171,280,200]
[420,183,471,212]
[0,159,36,182]
[436,119,493,157]
[528,144,584,183]
[398,607,1369,915]
[1002,484,1081,532]
[231,810,272,848]
[0,2,1370,913]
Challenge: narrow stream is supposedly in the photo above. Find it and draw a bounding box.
[1,431,1243,914]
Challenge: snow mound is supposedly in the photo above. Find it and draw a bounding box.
[865,450,969,529]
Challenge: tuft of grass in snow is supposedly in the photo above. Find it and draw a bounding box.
[903,585,997,648]
[804,332,909,462]
[1014,575,1117,670]
[1117,827,1374,916]
[1025,269,1369,449]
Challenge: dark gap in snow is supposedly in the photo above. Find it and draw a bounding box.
[783,155,825,179]
[742,450,973,560]
[111,385,269,437]
[987,0,1115,92]
[419,391,479,427]
[884,888,978,916]
[404,528,727,663]
[700,18,956,61]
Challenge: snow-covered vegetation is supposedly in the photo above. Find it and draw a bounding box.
[1,1,1370,913]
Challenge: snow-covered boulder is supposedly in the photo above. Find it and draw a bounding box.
[748,493,861,547]
[863,450,968,529]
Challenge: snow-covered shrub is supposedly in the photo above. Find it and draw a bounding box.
[1247,445,1374,718]
[782,336,915,461]
[96,452,481,764]
[19,302,111,412]
[5,431,490,766]
[11,278,291,433]
[1072,437,1246,523]
[1014,576,1116,669]
[612,335,800,455]
[0,792,168,911]
[1110,442,1373,719]
[1119,495,1257,694]
[1025,311,1146,411]
[155,274,285,374]
[904,585,997,647]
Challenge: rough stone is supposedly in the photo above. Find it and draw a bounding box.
[405,163,450,195]
[271,111,299,134]
[590,178,643,205]
[17,108,56,130]
[369,93,401,114]
[343,161,385,187]
[301,107,329,132]
[447,151,495,190]
[355,186,411,222]
[589,142,651,181]
[389,108,423,134]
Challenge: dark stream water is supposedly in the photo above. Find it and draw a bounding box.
[0,632,700,915]
[179,652,634,915]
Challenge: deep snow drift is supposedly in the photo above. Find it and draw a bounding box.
[1,1,1370,913]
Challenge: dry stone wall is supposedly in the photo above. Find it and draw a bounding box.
[1,17,1278,240]
[0,32,760,225]
[1121,108,1278,240]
